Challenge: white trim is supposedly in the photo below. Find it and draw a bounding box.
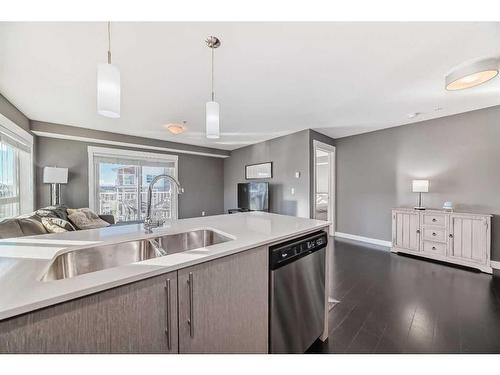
[88,146,179,221]
[0,114,33,146]
[0,114,34,217]
[32,130,229,159]
[334,231,392,248]
[312,140,336,236]
[491,260,500,270]
[88,145,179,163]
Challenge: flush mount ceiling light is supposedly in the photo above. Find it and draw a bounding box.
[445,58,499,91]
[97,22,121,118]
[166,122,186,135]
[205,36,221,139]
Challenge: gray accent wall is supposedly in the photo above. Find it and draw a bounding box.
[35,125,225,219]
[0,94,30,133]
[334,105,500,261]
[224,130,311,217]
[31,121,230,158]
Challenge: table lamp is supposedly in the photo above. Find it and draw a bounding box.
[412,180,429,210]
[43,167,68,206]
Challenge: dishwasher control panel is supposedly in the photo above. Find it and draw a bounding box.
[269,231,328,270]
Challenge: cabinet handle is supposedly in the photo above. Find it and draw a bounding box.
[449,234,453,238]
[165,279,172,350]
[432,218,437,222]
[187,272,194,338]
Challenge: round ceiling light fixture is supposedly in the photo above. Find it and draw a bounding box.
[166,122,186,135]
[445,58,499,91]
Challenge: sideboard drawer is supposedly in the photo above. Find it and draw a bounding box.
[422,227,446,242]
[423,214,446,226]
[422,241,446,255]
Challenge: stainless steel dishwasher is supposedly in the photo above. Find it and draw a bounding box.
[269,231,327,353]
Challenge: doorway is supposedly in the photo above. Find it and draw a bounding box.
[312,140,335,236]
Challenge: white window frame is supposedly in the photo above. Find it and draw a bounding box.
[88,146,179,221]
[0,114,34,219]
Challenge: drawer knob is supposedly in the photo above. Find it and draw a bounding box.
[432,246,436,250]
[432,218,437,222]
[432,232,437,236]
[416,229,420,234]
[449,234,453,238]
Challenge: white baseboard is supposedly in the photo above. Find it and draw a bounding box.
[491,260,500,270]
[334,232,392,248]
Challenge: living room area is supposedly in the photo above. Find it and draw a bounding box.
[1,1,500,372]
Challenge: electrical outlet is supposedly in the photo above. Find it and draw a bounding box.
[201,211,206,216]
[291,187,295,195]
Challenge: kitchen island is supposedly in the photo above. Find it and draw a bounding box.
[0,212,330,353]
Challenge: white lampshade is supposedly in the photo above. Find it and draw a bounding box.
[43,167,68,184]
[206,101,220,139]
[412,180,429,193]
[97,63,121,118]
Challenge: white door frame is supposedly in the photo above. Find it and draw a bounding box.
[312,140,336,236]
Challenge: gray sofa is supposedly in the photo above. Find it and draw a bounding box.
[0,206,115,239]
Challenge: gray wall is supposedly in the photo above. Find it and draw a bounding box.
[224,130,311,217]
[0,94,30,133]
[35,125,225,219]
[334,105,500,261]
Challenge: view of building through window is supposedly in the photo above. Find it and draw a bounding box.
[97,162,176,223]
[0,142,19,219]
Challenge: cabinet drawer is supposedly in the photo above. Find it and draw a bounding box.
[423,214,446,226]
[422,241,446,255]
[422,228,446,242]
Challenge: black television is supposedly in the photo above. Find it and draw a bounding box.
[237,182,269,211]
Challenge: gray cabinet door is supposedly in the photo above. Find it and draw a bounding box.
[105,272,178,353]
[178,246,268,353]
[0,272,178,353]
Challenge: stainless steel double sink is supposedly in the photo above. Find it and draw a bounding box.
[42,229,232,281]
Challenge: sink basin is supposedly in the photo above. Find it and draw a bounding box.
[42,229,232,281]
[154,229,231,253]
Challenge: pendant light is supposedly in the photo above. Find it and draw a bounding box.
[206,36,221,139]
[97,22,121,118]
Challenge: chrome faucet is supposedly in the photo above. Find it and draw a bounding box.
[144,174,184,232]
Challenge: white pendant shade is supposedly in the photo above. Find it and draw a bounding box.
[97,63,121,118]
[206,101,220,139]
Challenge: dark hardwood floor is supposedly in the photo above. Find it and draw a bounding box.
[307,238,500,354]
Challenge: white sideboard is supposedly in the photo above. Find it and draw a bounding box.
[391,208,492,273]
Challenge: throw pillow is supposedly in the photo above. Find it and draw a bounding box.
[67,208,110,230]
[41,217,76,233]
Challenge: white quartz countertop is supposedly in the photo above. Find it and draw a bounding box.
[0,212,328,321]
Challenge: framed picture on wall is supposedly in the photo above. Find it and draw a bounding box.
[245,162,273,179]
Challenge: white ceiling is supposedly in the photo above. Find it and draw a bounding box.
[1,22,500,150]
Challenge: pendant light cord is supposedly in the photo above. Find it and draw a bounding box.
[107,21,112,64]
[211,45,215,101]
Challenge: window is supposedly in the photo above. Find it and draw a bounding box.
[88,146,178,223]
[0,115,33,220]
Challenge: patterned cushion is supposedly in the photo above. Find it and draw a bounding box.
[67,208,110,230]
[41,217,76,233]
[35,205,69,221]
